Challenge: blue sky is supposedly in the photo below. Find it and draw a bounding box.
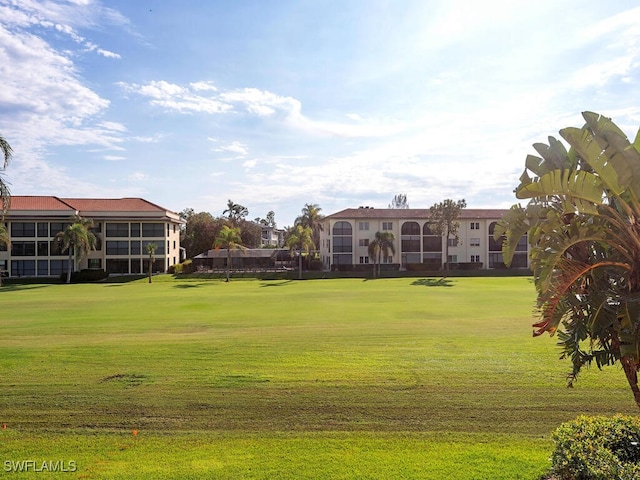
[1,0,640,226]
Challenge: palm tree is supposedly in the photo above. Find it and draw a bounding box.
[0,133,13,215]
[429,199,466,271]
[145,242,158,283]
[213,225,246,282]
[295,203,324,256]
[496,111,640,409]
[55,216,97,284]
[286,224,314,280]
[0,222,9,286]
[368,231,396,278]
[223,199,249,226]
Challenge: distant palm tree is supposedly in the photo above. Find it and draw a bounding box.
[368,231,396,278]
[55,216,97,284]
[0,222,9,286]
[286,224,314,280]
[214,225,246,282]
[0,133,13,215]
[145,242,158,283]
[295,203,323,254]
[223,199,249,226]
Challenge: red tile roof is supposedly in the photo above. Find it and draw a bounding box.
[61,198,167,213]
[324,208,508,220]
[7,196,75,211]
[7,196,176,214]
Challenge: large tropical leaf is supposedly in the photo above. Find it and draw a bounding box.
[560,126,627,196]
[516,169,604,215]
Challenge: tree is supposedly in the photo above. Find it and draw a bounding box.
[55,216,97,284]
[429,199,466,271]
[286,224,314,280]
[0,133,12,215]
[295,204,323,254]
[213,225,246,282]
[145,242,157,283]
[223,199,249,226]
[254,210,277,228]
[368,231,396,278]
[180,209,223,258]
[495,111,640,409]
[389,194,409,209]
[0,222,8,287]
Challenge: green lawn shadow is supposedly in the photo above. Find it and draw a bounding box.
[411,277,454,287]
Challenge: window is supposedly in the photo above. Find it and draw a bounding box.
[37,260,48,276]
[106,241,129,255]
[447,238,459,247]
[130,258,142,274]
[384,255,393,264]
[142,223,165,237]
[470,222,480,230]
[382,222,393,231]
[130,223,140,237]
[11,260,35,276]
[401,222,420,235]
[50,260,65,275]
[130,241,141,255]
[359,256,369,264]
[358,239,369,247]
[327,239,330,252]
[106,259,129,274]
[11,222,35,237]
[332,254,352,265]
[448,255,458,264]
[143,240,164,255]
[50,223,70,237]
[333,237,352,253]
[12,241,36,256]
[401,238,420,252]
[37,223,48,237]
[359,222,369,231]
[471,255,480,262]
[37,241,49,256]
[88,259,102,269]
[332,222,352,236]
[49,241,66,256]
[470,238,480,247]
[106,223,129,237]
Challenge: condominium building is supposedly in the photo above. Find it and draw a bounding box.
[319,207,529,271]
[0,196,183,277]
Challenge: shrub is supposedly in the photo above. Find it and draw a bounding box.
[548,415,640,480]
[169,260,193,275]
[59,269,109,283]
[308,259,323,271]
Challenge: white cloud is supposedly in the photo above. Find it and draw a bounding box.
[129,172,148,181]
[104,155,126,161]
[215,141,248,156]
[97,48,120,59]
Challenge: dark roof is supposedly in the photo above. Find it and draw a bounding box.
[324,207,508,220]
[195,248,291,259]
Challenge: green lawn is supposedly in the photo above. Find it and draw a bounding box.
[0,276,636,479]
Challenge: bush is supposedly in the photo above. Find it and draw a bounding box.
[548,415,640,480]
[169,260,193,275]
[308,259,323,271]
[59,269,109,283]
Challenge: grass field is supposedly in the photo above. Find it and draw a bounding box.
[1,276,637,479]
